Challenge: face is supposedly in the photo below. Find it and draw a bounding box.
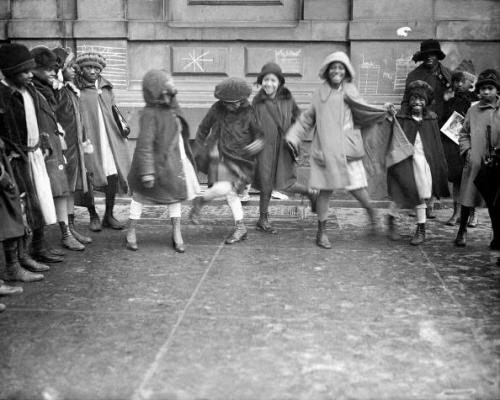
[423,54,439,69]
[9,70,33,88]
[409,94,427,114]
[479,84,498,103]
[262,74,280,97]
[222,100,242,112]
[81,65,101,83]
[35,67,56,84]
[453,76,474,93]
[327,62,346,86]
[62,62,76,82]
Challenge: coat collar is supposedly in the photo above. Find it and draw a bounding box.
[397,103,437,120]
[252,86,292,104]
[478,96,500,110]
[75,75,113,90]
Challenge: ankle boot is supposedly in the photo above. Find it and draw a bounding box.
[316,220,332,249]
[2,239,44,282]
[426,203,436,219]
[0,279,23,295]
[467,208,478,228]
[125,219,138,251]
[446,202,460,226]
[88,206,102,232]
[68,214,92,244]
[30,228,64,263]
[307,189,319,213]
[454,228,467,247]
[189,196,206,225]
[386,215,401,241]
[18,238,50,272]
[59,222,85,251]
[410,223,426,246]
[102,176,124,230]
[225,220,248,244]
[256,212,277,234]
[171,217,185,253]
[367,208,377,235]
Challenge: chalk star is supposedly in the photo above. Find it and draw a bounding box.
[182,51,214,72]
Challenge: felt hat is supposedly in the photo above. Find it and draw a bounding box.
[52,47,75,70]
[30,46,58,70]
[0,43,35,77]
[406,80,434,104]
[318,51,355,81]
[412,39,446,62]
[257,62,285,85]
[75,52,106,70]
[475,69,500,91]
[214,77,251,102]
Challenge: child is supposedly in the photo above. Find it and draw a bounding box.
[126,70,199,253]
[189,77,264,244]
[386,80,450,245]
[252,62,318,234]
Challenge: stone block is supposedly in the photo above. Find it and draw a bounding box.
[8,20,62,38]
[0,0,10,19]
[353,0,433,20]
[435,0,500,20]
[128,42,170,85]
[77,0,124,19]
[304,0,350,21]
[73,21,127,38]
[437,21,500,41]
[127,0,164,20]
[245,47,303,76]
[349,20,435,41]
[11,0,57,19]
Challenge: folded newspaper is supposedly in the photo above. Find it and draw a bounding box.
[440,111,464,145]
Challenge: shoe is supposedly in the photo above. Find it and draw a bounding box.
[102,214,125,230]
[60,222,85,251]
[0,280,23,296]
[189,196,205,225]
[171,217,185,253]
[125,219,138,251]
[386,215,401,241]
[171,237,185,253]
[307,189,319,213]
[316,220,332,249]
[445,202,460,226]
[3,240,44,282]
[410,223,426,246]
[18,238,50,272]
[271,191,289,200]
[454,229,467,247]
[89,210,102,232]
[31,249,64,263]
[256,212,277,234]
[467,208,478,228]
[68,214,92,244]
[225,220,248,244]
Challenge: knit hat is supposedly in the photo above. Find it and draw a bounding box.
[412,39,446,62]
[475,69,500,92]
[0,43,35,77]
[52,47,75,71]
[75,52,106,70]
[406,80,434,104]
[452,59,476,83]
[256,62,285,85]
[214,77,251,102]
[318,51,355,81]
[142,69,178,106]
[31,46,58,70]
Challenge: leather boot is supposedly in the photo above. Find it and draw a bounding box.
[410,223,426,246]
[31,228,64,263]
[68,214,92,244]
[256,212,277,234]
[171,217,185,253]
[2,239,44,282]
[0,279,23,295]
[225,220,248,244]
[189,196,206,225]
[467,207,478,228]
[386,215,401,241]
[446,202,460,226]
[88,206,102,232]
[454,228,467,247]
[316,220,332,249]
[307,189,319,213]
[59,222,85,251]
[18,237,50,272]
[125,219,138,251]
[426,202,436,219]
[102,175,125,230]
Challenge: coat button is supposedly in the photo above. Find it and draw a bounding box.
[58,165,64,170]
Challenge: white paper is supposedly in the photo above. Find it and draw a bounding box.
[440,111,464,145]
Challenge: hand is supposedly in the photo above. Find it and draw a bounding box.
[443,88,455,101]
[82,139,94,154]
[384,102,397,115]
[244,138,264,155]
[141,175,155,189]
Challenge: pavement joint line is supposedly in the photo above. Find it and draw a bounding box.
[132,239,226,400]
[3,307,179,316]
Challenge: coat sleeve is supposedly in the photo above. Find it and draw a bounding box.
[459,110,472,157]
[249,107,264,142]
[135,111,157,177]
[286,104,316,147]
[195,105,217,145]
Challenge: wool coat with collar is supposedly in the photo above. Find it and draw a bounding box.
[459,97,500,207]
[252,86,300,193]
[76,75,131,192]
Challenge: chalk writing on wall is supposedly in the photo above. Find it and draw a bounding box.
[77,44,128,89]
[245,47,303,75]
[172,47,228,75]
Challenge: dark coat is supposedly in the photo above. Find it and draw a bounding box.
[388,106,450,208]
[252,87,300,193]
[0,138,25,241]
[54,84,88,193]
[31,77,70,197]
[193,100,264,187]
[405,63,452,126]
[0,83,45,230]
[128,101,195,204]
[76,76,131,192]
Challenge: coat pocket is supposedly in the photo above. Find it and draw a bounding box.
[345,128,365,161]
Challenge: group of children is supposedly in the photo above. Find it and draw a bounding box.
[0,41,499,312]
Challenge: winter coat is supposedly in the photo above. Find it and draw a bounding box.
[31,77,70,198]
[405,63,452,126]
[441,91,478,184]
[387,106,450,208]
[252,87,300,193]
[0,83,46,230]
[128,84,195,204]
[286,81,387,190]
[193,100,264,188]
[0,138,25,241]
[54,83,88,193]
[76,76,131,192]
[459,97,500,207]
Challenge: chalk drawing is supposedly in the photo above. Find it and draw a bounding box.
[77,44,128,89]
[394,57,413,91]
[182,51,214,73]
[358,61,380,95]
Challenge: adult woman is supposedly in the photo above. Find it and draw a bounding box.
[252,62,318,234]
[286,51,390,249]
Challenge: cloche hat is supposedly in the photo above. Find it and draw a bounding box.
[412,39,446,62]
[75,52,106,70]
[30,46,58,70]
[214,77,251,102]
[0,43,35,77]
[257,62,285,85]
[475,69,500,92]
[406,80,434,104]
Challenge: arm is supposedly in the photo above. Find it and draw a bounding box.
[286,104,316,148]
[135,110,157,186]
[194,104,217,149]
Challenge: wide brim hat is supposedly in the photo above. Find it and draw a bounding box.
[475,69,500,92]
[75,52,106,70]
[412,39,446,62]
[318,51,356,81]
[257,62,285,85]
[214,77,251,102]
[0,43,35,76]
[30,46,58,70]
[406,80,434,104]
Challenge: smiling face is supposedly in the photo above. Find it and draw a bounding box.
[81,65,101,83]
[478,84,498,103]
[423,53,439,69]
[409,94,426,115]
[62,61,76,82]
[262,73,280,98]
[327,62,346,88]
[9,69,33,88]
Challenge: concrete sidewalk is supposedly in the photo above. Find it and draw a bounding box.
[0,204,499,400]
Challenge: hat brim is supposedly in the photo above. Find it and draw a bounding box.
[475,79,500,92]
[412,49,446,62]
[256,72,285,86]
[77,61,105,70]
[1,58,36,77]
